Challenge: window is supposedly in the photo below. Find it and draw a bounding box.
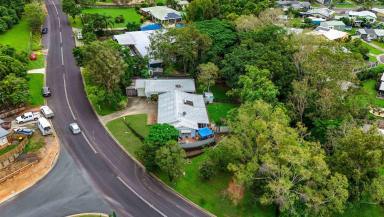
[184,100,193,106]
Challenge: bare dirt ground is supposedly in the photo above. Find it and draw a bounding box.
[0,134,59,203]
[99,97,157,125]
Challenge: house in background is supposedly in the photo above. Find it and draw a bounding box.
[0,127,9,147]
[320,20,346,31]
[157,90,209,138]
[308,26,348,41]
[113,30,164,75]
[276,1,311,11]
[371,8,384,20]
[300,8,335,20]
[357,28,384,41]
[140,6,182,25]
[348,10,377,26]
[126,79,196,97]
[316,0,331,5]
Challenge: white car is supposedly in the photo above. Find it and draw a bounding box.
[69,123,81,135]
[16,112,40,124]
[40,105,54,118]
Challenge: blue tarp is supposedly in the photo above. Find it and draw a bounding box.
[141,23,162,31]
[198,127,214,139]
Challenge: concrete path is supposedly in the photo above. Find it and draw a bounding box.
[27,68,45,74]
[99,98,157,125]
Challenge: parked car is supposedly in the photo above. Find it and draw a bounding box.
[40,105,54,118]
[42,86,52,97]
[37,117,53,136]
[41,27,48,34]
[14,128,34,137]
[16,112,40,124]
[69,123,81,135]
[77,32,83,40]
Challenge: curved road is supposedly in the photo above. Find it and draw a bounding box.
[0,1,210,216]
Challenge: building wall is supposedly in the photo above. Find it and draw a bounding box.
[0,136,7,146]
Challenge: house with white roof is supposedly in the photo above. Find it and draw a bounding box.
[140,6,182,24]
[372,8,384,19]
[0,127,9,147]
[157,90,209,138]
[126,79,196,97]
[320,20,346,31]
[357,28,384,41]
[308,26,348,41]
[348,10,377,24]
[300,8,335,20]
[113,30,164,75]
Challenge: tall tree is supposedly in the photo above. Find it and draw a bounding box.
[62,0,81,22]
[150,26,212,74]
[197,62,218,92]
[24,1,45,32]
[185,0,219,21]
[204,101,349,216]
[0,73,29,109]
[155,140,186,182]
[229,66,278,103]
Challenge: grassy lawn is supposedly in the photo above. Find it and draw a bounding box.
[27,53,45,70]
[24,133,45,153]
[371,41,384,50]
[27,74,44,106]
[106,114,149,157]
[341,203,384,217]
[197,84,232,103]
[334,1,356,8]
[0,19,31,52]
[368,54,378,62]
[70,8,141,28]
[357,80,384,108]
[207,103,237,124]
[156,154,275,217]
[362,43,383,55]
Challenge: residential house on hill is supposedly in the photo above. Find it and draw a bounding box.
[357,28,384,41]
[308,26,348,41]
[276,1,311,11]
[300,8,335,20]
[0,127,9,147]
[320,20,346,31]
[157,90,209,138]
[140,6,182,25]
[348,10,377,26]
[126,79,196,97]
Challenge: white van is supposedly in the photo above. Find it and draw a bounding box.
[37,117,52,136]
[40,106,54,118]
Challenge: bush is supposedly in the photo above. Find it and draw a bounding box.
[199,160,216,180]
[157,2,164,6]
[358,65,384,81]
[115,15,125,23]
[126,22,140,31]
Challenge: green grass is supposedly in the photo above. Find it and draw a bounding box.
[27,53,45,70]
[106,114,149,157]
[24,133,45,153]
[362,43,383,55]
[0,19,31,52]
[368,54,378,62]
[0,144,17,156]
[156,154,275,217]
[334,1,356,8]
[371,41,384,50]
[70,8,141,28]
[357,80,384,108]
[27,74,44,106]
[207,103,237,124]
[197,84,232,103]
[340,203,384,217]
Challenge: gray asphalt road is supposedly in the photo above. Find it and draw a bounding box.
[0,0,210,216]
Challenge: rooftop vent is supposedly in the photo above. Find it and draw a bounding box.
[175,84,182,88]
[182,111,187,116]
[184,99,193,106]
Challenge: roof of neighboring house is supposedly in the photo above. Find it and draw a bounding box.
[358,28,367,34]
[302,8,335,18]
[348,10,377,19]
[113,30,158,57]
[133,79,196,93]
[158,90,209,130]
[320,20,346,26]
[0,119,4,125]
[141,6,182,21]
[309,26,348,40]
[374,29,384,37]
[379,82,384,91]
[0,127,9,138]
[177,0,189,6]
[286,27,304,35]
[380,73,384,81]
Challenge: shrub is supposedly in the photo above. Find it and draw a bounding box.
[199,160,216,180]
[115,15,125,23]
[126,21,140,31]
[358,65,384,81]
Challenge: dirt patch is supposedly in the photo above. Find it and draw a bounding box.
[0,133,59,203]
[226,179,245,205]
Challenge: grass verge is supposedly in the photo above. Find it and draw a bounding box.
[70,8,141,28]
[27,53,45,70]
[24,133,44,153]
[106,114,149,157]
[27,73,44,106]
[362,43,383,55]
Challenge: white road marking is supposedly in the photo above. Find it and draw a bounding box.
[62,73,76,120]
[58,18,61,29]
[81,132,98,154]
[52,0,59,15]
[116,176,168,217]
[60,46,64,65]
[59,31,62,45]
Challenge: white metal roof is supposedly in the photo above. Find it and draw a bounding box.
[309,27,347,40]
[348,10,377,19]
[320,20,346,27]
[157,90,209,130]
[372,7,384,14]
[306,8,335,18]
[113,30,157,57]
[141,6,182,21]
[134,79,196,94]
[380,73,384,81]
[380,82,384,91]
[0,127,8,138]
[374,29,384,37]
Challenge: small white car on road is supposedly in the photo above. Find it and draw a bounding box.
[69,123,81,135]
[16,112,40,124]
[40,105,54,118]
